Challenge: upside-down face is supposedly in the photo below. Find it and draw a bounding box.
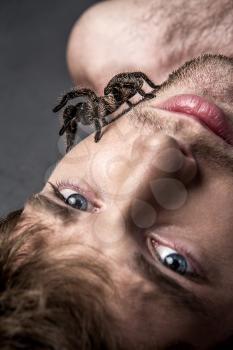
[25,55,233,349]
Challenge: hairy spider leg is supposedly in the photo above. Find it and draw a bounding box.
[132,72,160,90]
[59,105,77,136]
[94,97,112,126]
[66,119,77,153]
[101,117,110,126]
[53,88,98,113]
[126,100,134,108]
[94,118,103,143]
[136,87,156,100]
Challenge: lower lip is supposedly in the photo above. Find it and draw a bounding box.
[154,94,233,146]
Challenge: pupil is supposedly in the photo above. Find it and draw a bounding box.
[164,253,187,274]
[66,193,88,211]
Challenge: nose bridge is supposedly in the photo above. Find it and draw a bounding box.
[119,134,197,213]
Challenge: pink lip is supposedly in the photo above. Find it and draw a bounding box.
[154,94,233,146]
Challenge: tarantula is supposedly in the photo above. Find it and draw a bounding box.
[53,72,160,152]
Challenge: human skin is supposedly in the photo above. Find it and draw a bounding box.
[23,55,233,349]
[66,0,233,94]
[22,1,233,348]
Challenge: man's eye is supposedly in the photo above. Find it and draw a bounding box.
[151,243,195,276]
[48,182,98,213]
[60,189,89,211]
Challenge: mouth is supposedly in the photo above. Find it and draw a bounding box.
[154,94,233,146]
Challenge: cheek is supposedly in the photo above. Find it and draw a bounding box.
[119,292,210,349]
[56,204,127,256]
[66,216,95,244]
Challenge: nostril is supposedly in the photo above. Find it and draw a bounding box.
[176,151,198,185]
[147,136,197,184]
[175,139,193,158]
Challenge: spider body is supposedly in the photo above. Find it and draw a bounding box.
[53,72,160,152]
[104,72,159,106]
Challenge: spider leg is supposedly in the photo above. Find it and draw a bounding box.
[102,117,110,126]
[59,105,77,136]
[133,72,160,90]
[59,117,74,136]
[93,118,102,143]
[53,88,98,113]
[137,87,156,100]
[126,100,134,108]
[66,119,78,153]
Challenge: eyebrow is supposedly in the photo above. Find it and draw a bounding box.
[132,252,210,318]
[27,193,79,225]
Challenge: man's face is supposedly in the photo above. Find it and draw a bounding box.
[25,56,233,349]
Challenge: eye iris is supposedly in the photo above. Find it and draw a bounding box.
[66,193,88,210]
[164,253,187,274]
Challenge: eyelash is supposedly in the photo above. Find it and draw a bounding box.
[48,180,100,213]
[148,237,203,281]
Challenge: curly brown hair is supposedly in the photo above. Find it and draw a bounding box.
[0,209,122,350]
[1,209,233,350]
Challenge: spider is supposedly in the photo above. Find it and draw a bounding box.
[53,72,160,152]
[104,72,159,107]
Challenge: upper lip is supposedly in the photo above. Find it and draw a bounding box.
[154,94,233,146]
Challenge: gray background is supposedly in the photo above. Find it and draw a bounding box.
[0,0,98,216]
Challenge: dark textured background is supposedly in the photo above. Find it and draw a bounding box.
[0,0,98,216]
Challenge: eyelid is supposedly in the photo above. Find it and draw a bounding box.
[146,235,206,283]
[151,241,196,276]
[48,181,102,213]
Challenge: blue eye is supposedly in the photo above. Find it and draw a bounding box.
[154,245,194,276]
[60,189,89,211]
[48,182,98,213]
[65,192,88,211]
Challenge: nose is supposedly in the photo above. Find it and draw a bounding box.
[132,132,196,177]
[116,134,197,215]
[136,134,197,186]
